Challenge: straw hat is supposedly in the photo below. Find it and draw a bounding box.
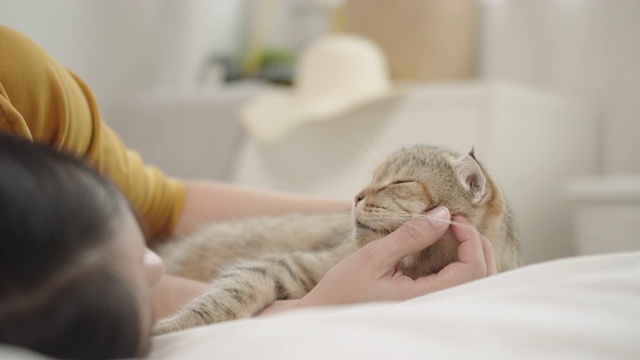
[241,34,396,142]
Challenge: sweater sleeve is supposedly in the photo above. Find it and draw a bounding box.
[0,25,185,242]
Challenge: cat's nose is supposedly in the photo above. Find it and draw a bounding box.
[355,191,365,205]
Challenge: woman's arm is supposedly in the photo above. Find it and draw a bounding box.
[150,275,209,322]
[153,180,350,321]
[172,180,352,237]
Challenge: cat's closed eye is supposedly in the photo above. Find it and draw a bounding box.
[390,180,415,185]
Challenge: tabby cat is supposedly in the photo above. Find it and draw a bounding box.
[152,145,519,334]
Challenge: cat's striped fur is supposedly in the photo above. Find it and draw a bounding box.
[152,145,520,334]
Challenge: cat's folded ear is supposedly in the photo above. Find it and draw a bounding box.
[456,151,491,205]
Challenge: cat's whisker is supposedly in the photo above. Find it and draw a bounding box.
[376,212,503,238]
[334,139,377,166]
[407,214,503,237]
[344,130,381,163]
[380,222,394,235]
[398,222,436,238]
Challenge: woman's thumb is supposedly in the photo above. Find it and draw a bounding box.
[375,206,451,266]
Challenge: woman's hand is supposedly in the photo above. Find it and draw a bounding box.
[292,206,497,308]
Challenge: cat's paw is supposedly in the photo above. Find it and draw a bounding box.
[152,310,213,335]
[152,317,185,336]
[151,303,241,335]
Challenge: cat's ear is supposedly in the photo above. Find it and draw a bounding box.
[456,150,491,205]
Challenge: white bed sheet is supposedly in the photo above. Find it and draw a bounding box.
[151,251,640,360]
[1,251,638,359]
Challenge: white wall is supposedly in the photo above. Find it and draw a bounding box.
[1,0,158,110]
[0,0,244,113]
[480,0,640,175]
[4,0,638,176]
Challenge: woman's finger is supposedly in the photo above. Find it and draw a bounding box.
[449,215,486,272]
[481,236,497,276]
[367,206,451,269]
[412,215,487,294]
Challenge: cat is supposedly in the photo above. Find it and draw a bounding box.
[152,145,520,335]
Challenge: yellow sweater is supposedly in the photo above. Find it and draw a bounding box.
[0,25,185,242]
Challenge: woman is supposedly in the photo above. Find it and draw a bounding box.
[0,25,495,359]
[0,132,495,359]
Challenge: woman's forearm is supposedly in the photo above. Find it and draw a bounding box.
[173,180,351,237]
[150,275,208,323]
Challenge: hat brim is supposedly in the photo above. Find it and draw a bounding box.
[241,86,399,142]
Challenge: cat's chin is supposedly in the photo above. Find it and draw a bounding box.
[399,258,448,280]
[399,231,460,279]
[354,221,391,248]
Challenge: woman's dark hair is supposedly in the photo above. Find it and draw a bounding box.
[0,133,146,359]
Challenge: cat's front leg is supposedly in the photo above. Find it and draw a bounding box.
[153,243,354,335]
[153,278,279,334]
[152,285,259,335]
[152,257,309,335]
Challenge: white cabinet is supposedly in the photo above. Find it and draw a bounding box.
[566,177,640,255]
[232,81,600,264]
[104,84,260,180]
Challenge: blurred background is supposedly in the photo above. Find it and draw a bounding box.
[1,0,639,265]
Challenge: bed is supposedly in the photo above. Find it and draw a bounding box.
[151,251,640,359]
[2,251,638,359]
